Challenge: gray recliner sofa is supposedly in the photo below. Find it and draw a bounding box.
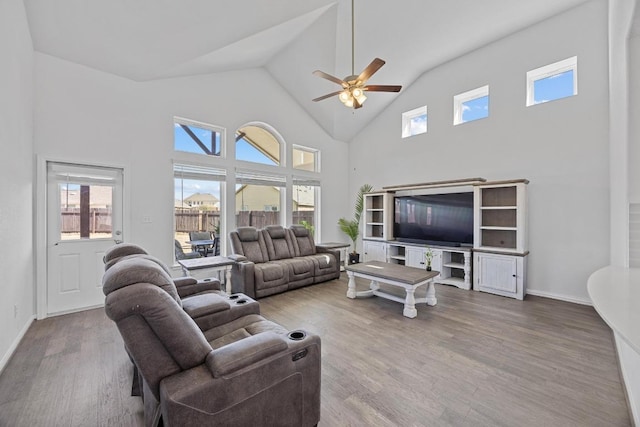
[103,256,321,427]
[229,225,340,299]
[103,243,258,331]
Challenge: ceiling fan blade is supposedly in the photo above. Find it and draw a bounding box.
[312,90,343,102]
[312,70,348,87]
[356,58,386,84]
[364,85,402,93]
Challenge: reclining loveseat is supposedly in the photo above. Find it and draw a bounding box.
[103,253,321,427]
[228,225,341,299]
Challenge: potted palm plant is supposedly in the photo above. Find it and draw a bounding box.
[338,184,373,264]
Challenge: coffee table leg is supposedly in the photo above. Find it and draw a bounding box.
[426,281,437,306]
[403,288,418,318]
[347,271,356,298]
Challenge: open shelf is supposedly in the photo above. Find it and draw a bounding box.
[363,192,394,241]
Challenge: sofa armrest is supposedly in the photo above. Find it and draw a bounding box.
[228,254,247,262]
[174,277,222,298]
[316,247,340,264]
[231,261,256,298]
[207,332,288,377]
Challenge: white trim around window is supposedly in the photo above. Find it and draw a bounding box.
[453,85,489,125]
[526,56,578,107]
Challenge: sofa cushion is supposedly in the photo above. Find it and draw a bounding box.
[253,262,289,298]
[237,227,259,241]
[278,258,314,289]
[288,226,316,256]
[306,254,337,276]
[231,227,268,263]
[263,226,294,260]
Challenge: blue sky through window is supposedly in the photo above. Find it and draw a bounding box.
[533,70,574,104]
[174,123,220,155]
[461,95,489,123]
[236,139,277,165]
[410,114,427,135]
[174,179,220,204]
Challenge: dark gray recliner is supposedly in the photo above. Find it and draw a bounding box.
[103,243,259,331]
[103,257,321,427]
[229,226,340,299]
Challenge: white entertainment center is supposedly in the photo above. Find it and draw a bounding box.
[361,178,529,299]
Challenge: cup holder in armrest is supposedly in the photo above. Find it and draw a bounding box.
[287,330,306,341]
[228,294,240,300]
[236,299,247,304]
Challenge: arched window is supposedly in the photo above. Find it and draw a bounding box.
[235,124,282,166]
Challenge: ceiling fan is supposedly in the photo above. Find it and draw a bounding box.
[312,0,402,109]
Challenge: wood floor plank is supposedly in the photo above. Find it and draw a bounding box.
[0,274,631,426]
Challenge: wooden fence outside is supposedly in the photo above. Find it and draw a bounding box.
[61,209,315,233]
[177,210,314,231]
[61,209,112,233]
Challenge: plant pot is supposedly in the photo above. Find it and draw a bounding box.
[348,253,360,265]
[426,265,432,271]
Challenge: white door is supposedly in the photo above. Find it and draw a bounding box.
[46,162,124,315]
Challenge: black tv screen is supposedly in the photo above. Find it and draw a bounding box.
[394,192,474,246]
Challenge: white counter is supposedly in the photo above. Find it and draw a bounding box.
[588,266,640,424]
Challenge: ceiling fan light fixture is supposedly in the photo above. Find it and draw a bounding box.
[311,0,401,108]
[352,88,366,105]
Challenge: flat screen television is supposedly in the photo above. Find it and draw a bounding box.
[393,192,474,246]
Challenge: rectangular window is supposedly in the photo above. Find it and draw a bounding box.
[402,106,427,138]
[292,145,319,172]
[526,56,577,106]
[454,85,489,125]
[293,176,321,238]
[235,169,286,228]
[174,164,226,260]
[48,163,121,241]
[174,117,224,157]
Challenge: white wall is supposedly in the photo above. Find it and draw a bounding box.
[33,54,349,266]
[630,34,640,203]
[0,0,35,370]
[349,1,609,303]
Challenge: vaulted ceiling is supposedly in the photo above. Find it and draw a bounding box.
[24,0,592,141]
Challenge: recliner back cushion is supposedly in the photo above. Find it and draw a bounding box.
[289,226,316,256]
[263,226,293,260]
[103,243,148,267]
[102,258,182,306]
[229,227,268,263]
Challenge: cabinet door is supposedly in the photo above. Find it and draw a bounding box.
[363,241,386,262]
[476,253,517,293]
[431,250,442,273]
[406,247,426,269]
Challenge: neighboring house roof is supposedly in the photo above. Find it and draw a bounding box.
[60,186,112,209]
[184,192,218,206]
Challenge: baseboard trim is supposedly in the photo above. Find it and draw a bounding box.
[526,289,592,306]
[0,315,36,375]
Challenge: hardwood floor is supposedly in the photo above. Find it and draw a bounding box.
[0,275,631,426]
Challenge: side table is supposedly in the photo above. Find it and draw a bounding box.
[316,242,350,272]
[178,256,235,294]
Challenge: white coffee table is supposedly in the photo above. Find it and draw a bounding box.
[346,261,439,318]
